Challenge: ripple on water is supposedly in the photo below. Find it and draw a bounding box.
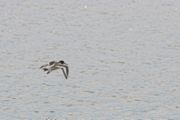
[83,90,95,94]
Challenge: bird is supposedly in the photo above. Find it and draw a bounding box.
[40,60,69,79]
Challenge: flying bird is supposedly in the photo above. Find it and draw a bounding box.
[40,60,69,79]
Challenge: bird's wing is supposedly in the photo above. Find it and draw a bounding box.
[65,65,69,77]
[40,61,56,69]
[55,63,69,79]
[40,64,48,69]
[60,65,69,78]
[61,68,68,79]
[49,61,56,66]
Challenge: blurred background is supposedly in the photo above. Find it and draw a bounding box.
[0,0,180,119]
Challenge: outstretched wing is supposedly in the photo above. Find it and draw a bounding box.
[40,64,48,69]
[49,61,56,66]
[40,61,56,69]
[60,64,69,79]
[61,68,68,79]
[56,62,69,76]
[65,66,69,77]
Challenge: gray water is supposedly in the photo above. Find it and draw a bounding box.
[0,0,180,120]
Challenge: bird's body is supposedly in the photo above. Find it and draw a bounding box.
[40,60,69,79]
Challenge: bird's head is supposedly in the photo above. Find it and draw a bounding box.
[59,60,65,64]
[59,60,68,66]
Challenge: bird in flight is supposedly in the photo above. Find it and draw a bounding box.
[40,60,69,79]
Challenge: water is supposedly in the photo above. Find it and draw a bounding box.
[0,0,180,120]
